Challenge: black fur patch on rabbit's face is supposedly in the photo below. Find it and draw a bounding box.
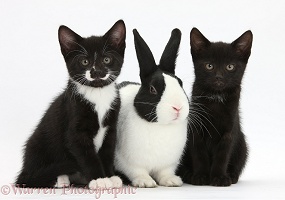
[134,71,165,122]
[134,71,189,124]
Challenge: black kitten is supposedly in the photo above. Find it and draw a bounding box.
[178,28,252,186]
[16,20,126,188]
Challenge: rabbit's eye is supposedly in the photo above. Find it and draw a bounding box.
[150,85,157,95]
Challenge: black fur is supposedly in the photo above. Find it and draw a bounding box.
[16,20,126,187]
[132,29,182,122]
[178,28,252,186]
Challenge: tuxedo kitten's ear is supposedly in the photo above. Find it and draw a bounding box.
[104,20,126,48]
[159,28,181,75]
[190,28,211,53]
[231,30,253,60]
[58,25,83,56]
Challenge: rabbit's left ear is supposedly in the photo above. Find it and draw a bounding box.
[133,29,157,83]
[159,29,181,75]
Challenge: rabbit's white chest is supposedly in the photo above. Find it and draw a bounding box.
[116,84,187,171]
[126,117,187,169]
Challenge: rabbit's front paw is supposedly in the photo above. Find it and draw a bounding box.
[158,175,183,187]
[132,176,157,188]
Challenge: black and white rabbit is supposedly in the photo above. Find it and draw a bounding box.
[114,29,189,188]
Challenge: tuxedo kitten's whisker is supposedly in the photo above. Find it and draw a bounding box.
[65,50,87,58]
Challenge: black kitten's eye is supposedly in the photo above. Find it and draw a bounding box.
[150,85,157,95]
[226,64,235,71]
[205,63,214,70]
[81,59,89,66]
[103,56,112,64]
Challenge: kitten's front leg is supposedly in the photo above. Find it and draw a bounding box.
[210,133,233,186]
[67,134,105,182]
[189,135,210,185]
[98,125,122,188]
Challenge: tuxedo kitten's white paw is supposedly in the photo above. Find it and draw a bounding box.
[89,178,113,189]
[110,176,123,188]
[132,176,157,188]
[55,175,70,188]
[158,175,183,187]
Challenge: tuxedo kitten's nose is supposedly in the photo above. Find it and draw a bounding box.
[90,68,105,78]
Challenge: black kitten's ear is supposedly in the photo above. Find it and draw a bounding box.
[104,20,126,48]
[231,30,253,60]
[190,28,211,53]
[159,29,181,75]
[58,25,82,56]
[133,29,157,83]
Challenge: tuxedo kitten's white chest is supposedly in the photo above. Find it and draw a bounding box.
[75,82,117,152]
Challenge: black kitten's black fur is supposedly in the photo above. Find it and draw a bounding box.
[16,20,126,187]
[178,28,252,186]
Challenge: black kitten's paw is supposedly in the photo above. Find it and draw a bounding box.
[190,174,210,185]
[181,172,192,184]
[210,175,232,186]
[229,173,239,184]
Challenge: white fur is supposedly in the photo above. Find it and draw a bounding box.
[54,175,70,188]
[89,178,113,189]
[115,74,189,188]
[75,82,117,152]
[94,127,107,152]
[109,176,123,188]
[85,70,110,81]
[208,94,226,103]
[88,176,122,189]
[85,70,95,81]
[100,74,110,80]
[157,74,189,124]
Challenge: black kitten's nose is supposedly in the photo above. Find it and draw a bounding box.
[90,68,106,79]
[215,73,223,80]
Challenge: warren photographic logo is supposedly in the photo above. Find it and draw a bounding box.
[1,184,137,199]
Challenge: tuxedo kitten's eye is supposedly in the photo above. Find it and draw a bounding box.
[81,59,89,66]
[103,56,112,64]
[150,85,157,95]
[205,64,214,70]
[226,64,235,71]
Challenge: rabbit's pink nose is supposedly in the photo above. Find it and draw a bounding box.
[172,106,181,112]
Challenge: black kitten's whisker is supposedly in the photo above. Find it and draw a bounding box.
[190,112,212,138]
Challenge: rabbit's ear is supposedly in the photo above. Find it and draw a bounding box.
[159,29,181,75]
[133,29,157,83]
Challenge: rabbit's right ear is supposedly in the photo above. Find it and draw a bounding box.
[133,29,157,83]
[159,29,181,75]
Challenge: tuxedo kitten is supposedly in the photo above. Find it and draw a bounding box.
[16,20,126,189]
[178,28,252,186]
